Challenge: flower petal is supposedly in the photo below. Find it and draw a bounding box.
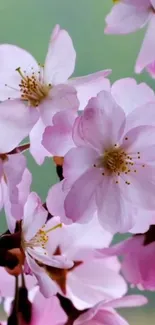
[42,110,76,156]
[44,25,76,84]
[0,44,39,100]
[39,84,79,126]
[105,3,150,34]
[96,178,135,234]
[67,257,127,310]
[23,192,48,241]
[27,247,73,269]
[30,118,51,165]
[46,181,70,224]
[135,15,155,73]
[111,78,155,115]
[64,167,102,222]
[3,153,27,217]
[63,147,98,184]
[69,70,111,111]
[103,295,148,309]
[119,165,155,210]
[4,167,32,232]
[0,100,39,153]
[73,91,125,151]
[122,125,155,154]
[125,102,155,133]
[26,254,58,297]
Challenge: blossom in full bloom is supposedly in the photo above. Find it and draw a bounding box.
[35,215,127,310]
[0,24,111,164]
[105,0,155,75]
[6,192,73,297]
[74,295,147,325]
[54,90,155,233]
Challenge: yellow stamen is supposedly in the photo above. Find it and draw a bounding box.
[45,223,62,234]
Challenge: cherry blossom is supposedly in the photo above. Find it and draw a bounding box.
[36,216,127,310]
[0,25,111,164]
[105,0,155,74]
[57,90,155,233]
[6,192,74,297]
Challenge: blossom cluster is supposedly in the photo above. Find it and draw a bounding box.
[0,1,155,324]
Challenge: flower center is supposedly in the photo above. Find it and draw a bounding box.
[101,146,127,174]
[23,223,62,250]
[94,141,145,185]
[16,67,52,107]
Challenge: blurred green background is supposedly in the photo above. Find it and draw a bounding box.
[0,0,154,323]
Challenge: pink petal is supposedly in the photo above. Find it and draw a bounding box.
[0,44,39,101]
[3,153,27,219]
[103,295,148,309]
[39,84,79,126]
[73,91,125,152]
[31,291,67,325]
[68,70,111,111]
[30,118,51,165]
[65,215,113,254]
[105,3,150,34]
[75,308,128,325]
[111,78,155,115]
[135,15,155,73]
[26,254,58,297]
[64,167,102,222]
[44,25,76,84]
[42,110,76,156]
[130,210,155,234]
[0,267,37,298]
[27,247,73,269]
[96,178,135,233]
[119,166,155,210]
[23,192,48,241]
[0,99,39,153]
[146,61,155,78]
[67,258,127,310]
[122,125,155,153]
[46,181,70,224]
[4,167,32,233]
[63,147,98,184]
[151,0,155,9]
[125,102,155,133]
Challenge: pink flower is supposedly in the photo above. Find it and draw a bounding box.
[38,217,127,310]
[105,0,155,74]
[101,225,155,290]
[58,90,155,233]
[7,192,74,298]
[74,295,147,325]
[0,24,111,164]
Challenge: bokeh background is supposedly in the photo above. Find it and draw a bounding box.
[0,0,154,323]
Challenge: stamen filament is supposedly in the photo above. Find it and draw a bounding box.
[46,223,62,234]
